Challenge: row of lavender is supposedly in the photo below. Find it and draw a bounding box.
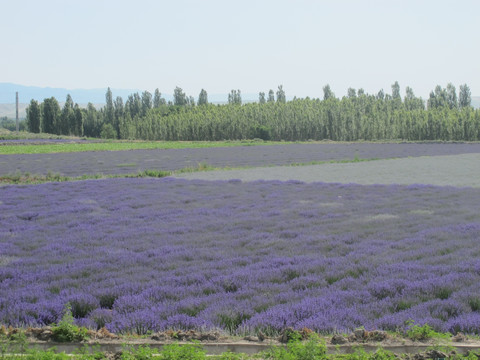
[3,142,480,176]
[1,178,480,334]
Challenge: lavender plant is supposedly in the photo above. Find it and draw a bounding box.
[1,178,480,334]
[2,142,480,177]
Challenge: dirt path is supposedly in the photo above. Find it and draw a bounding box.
[173,153,480,188]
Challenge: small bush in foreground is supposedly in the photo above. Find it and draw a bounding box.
[263,333,327,360]
[405,321,449,341]
[51,305,88,342]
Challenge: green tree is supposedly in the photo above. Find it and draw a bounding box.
[113,96,124,138]
[126,93,142,117]
[198,89,208,105]
[228,89,242,105]
[174,86,187,106]
[141,91,153,115]
[259,92,266,104]
[459,84,471,108]
[404,86,424,111]
[347,88,357,98]
[391,81,401,100]
[446,83,457,109]
[267,89,275,103]
[83,103,100,137]
[105,87,114,125]
[73,104,83,136]
[276,85,286,103]
[153,88,164,108]
[42,97,60,134]
[323,84,335,100]
[26,99,41,133]
[60,94,75,135]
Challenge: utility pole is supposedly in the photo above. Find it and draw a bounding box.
[16,92,19,133]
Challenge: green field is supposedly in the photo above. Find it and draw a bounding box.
[0,139,289,155]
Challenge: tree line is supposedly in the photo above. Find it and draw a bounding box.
[25,83,479,141]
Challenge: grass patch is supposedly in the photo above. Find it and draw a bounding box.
[0,139,289,155]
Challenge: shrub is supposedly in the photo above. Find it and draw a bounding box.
[405,321,448,341]
[158,342,207,360]
[51,304,89,342]
[263,333,327,360]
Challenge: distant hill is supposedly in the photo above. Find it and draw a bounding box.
[0,83,142,104]
[0,83,258,110]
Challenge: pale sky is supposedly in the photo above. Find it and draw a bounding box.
[2,0,479,99]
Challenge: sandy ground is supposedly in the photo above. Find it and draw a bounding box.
[173,153,480,188]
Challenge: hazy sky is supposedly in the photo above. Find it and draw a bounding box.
[2,0,479,99]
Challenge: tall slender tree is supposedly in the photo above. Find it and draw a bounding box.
[259,92,266,104]
[198,89,208,105]
[42,97,60,134]
[276,85,286,103]
[153,88,162,108]
[141,91,153,115]
[323,84,335,100]
[60,94,75,135]
[459,84,471,108]
[446,83,458,109]
[73,104,83,136]
[228,90,242,105]
[26,99,41,133]
[267,90,275,103]
[105,87,114,125]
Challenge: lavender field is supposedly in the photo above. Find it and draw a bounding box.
[2,177,480,335]
[2,142,480,176]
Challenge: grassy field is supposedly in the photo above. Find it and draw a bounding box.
[0,139,291,154]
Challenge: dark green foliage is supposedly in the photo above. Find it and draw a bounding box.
[100,123,116,139]
[263,333,327,360]
[259,92,266,104]
[27,83,480,142]
[250,125,271,140]
[157,343,207,360]
[218,312,251,335]
[459,84,472,108]
[276,85,286,103]
[405,321,449,341]
[468,297,480,312]
[41,97,60,134]
[26,99,41,133]
[228,90,242,105]
[174,87,187,106]
[198,89,208,105]
[51,304,89,342]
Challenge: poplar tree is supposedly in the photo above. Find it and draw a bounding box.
[153,88,162,108]
[267,90,275,103]
[459,84,471,108]
[60,94,75,135]
[198,89,208,105]
[42,97,60,134]
[259,92,266,104]
[105,87,114,125]
[276,85,286,103]
[141,91,153,115]
[446,83,457,109]
[26,99,41,133]
[174,87,187,106]
[323,84,335,100]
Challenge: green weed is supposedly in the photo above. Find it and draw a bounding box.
[51,304,89,342]
[405,321,450,341]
